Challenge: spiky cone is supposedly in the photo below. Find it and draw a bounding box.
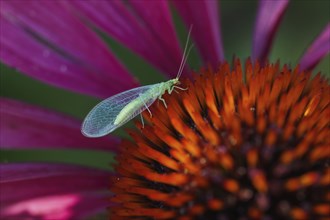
[110,59,330,220]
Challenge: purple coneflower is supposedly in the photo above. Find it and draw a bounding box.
[0,1,329,220]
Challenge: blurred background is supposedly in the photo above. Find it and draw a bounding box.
[1,0,329,170]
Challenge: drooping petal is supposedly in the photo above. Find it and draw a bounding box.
[172,0,224,67]
[0,163,112,204]
[299,23,330,71]
[0,0,137,98]
[252,0,289,63]
[0,163,109,183]
[1,193,108,220]
[0,98,119,152]
[68,0,186,78]
[0,163,111,204]
[0,163,111,220]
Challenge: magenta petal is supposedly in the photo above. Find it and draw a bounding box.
[299,24,330,71]
[0,163,111,205]
[252,0,289,63]
[66,193,109,220]
[0,163,110,183]
[0,163,111,219]
[68,0,185,78]
[1,193,108,220]
[0,98,119,152]
[0,1,137,98]
[172,0,224,68]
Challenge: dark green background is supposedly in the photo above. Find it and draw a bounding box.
[1,0,329,170]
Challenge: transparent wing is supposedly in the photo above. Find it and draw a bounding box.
[81,84,160,137]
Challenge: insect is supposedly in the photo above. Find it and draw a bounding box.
[81,29,193,138]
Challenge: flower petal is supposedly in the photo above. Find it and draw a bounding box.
[0,163,111,219]
[0,163,109,183]
[299,23,330,71]
[252,0,289,63]
[68,0,186,78]
[172,0,224,67]
[0,0,137,98]
[1,193,108,220]
[0,98,119,152]
[0,163,111,205]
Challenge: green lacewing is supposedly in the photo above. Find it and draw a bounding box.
[81,29,192,138]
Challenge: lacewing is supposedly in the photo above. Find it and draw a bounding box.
[81,29,192,138]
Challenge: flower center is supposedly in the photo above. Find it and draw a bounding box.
[110,59,330,219]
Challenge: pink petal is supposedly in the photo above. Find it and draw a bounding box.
[0,0,138,98]
[172,0,224,68]
[252,0,289,63]
[0,163,111,219]
[0,163,110,183]
[0,163,111,205]
[299,23,330,71]
[68,0,186,78]
[0,98,119,152]
[1,193,109,220]
[68,193,109,220]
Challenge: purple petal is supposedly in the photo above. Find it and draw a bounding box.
[0,163,110,183]
[172,0,224,68]
[68,0,186,78]
[0,98,119,152]
[0,163,111,219]
[0,163,111,205]
[252,0,289,63]
[1,193,108,220]
[0,1,138,98]
[299,23,330,71]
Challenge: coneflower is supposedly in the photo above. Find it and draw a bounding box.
[111,59,329,219]
[0,1,329,219]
